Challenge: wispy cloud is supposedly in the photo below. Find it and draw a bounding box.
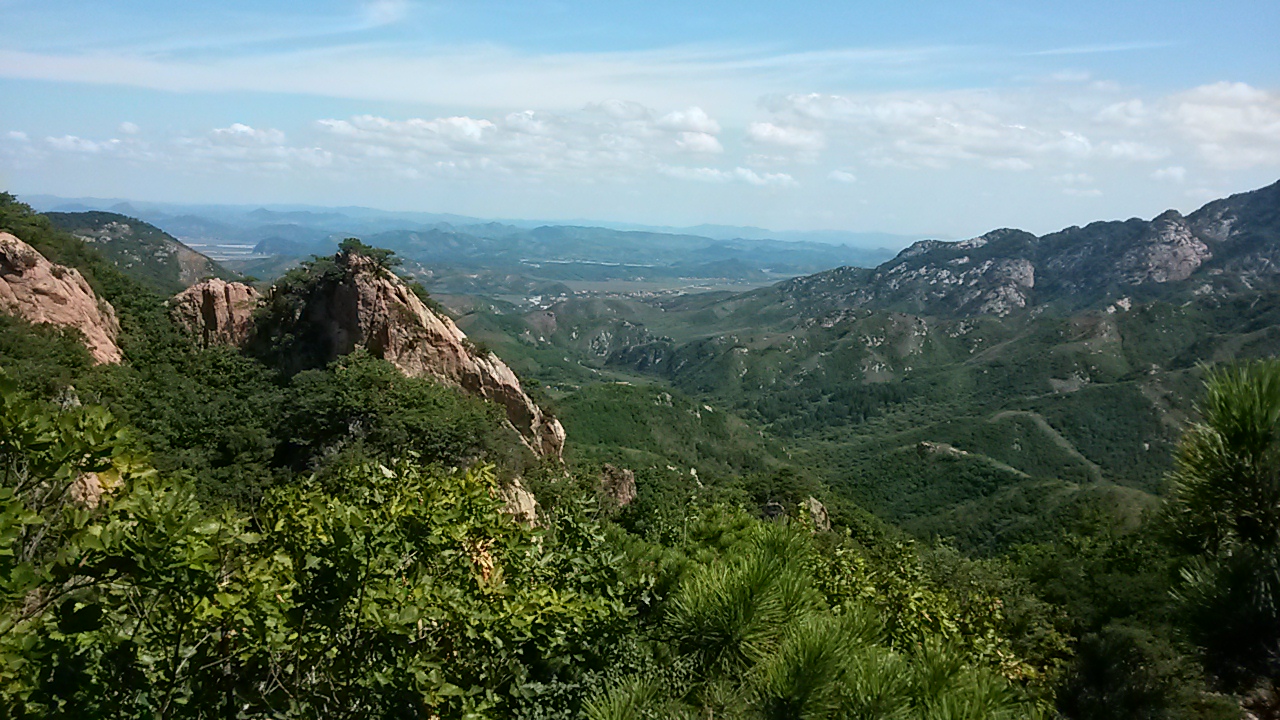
[1028,41,1176,56]
[362,0,412,27]
[0,42,954,113]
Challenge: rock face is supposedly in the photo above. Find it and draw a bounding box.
[499,476,540,525]
[599,464,637,509]
[1119,211,1211,284]
[802,497,831,532]
[266,250,566,458]
[0,232,122,364]
[171,279,262,347]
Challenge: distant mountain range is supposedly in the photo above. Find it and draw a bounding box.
[23,195,917,249]
[22,195,910,293]
[750,179,1280,321]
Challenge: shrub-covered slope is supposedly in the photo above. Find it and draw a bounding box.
[46,210,237,295]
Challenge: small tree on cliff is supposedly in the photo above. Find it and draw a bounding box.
[338,237,400,269]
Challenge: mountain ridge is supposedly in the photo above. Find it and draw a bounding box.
[45,210,238,295]
[757,180,1280,322]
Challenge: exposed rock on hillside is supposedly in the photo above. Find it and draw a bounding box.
[171,279,261,347]
[803,497,831,532]
[46,211,235,295]
[499,476,539,525]
[600,464,637,509]
[1119,211,1210,284]
[752,180,1280,322]
[0,232,122,364]
[259,249,566,458]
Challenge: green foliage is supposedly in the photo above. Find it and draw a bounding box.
[1057,623,1238,720]
[558,383,784,480]
[0,376,629,717]
[585,519,1039,719]
[338,237,401,268]
[1168,360,1280,688]
[280,349,502,473]
[0,313,95,396]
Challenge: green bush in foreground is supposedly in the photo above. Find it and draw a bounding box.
[0,378,627,718]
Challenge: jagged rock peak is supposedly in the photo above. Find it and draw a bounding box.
[171,279,262,347]
[0,232,122,364]
[274,248,566,458]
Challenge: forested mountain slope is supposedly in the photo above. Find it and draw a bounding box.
[449,181,1280,554]
[46,210,238,295]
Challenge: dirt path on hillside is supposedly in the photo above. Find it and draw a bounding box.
[988,409,1104,481]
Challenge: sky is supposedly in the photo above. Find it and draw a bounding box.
[1,0,1278,240]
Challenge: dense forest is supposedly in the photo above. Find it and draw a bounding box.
[2,191,1278,718]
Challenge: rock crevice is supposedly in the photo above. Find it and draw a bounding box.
[171,279,262,347]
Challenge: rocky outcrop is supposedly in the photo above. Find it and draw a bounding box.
[171,279,261,347]
[268,250,566,458]
[600,464,637,509]
[1120,211,1211,284]
[0,232,122,364]
[499,476,539,525]
[802,496,831,532]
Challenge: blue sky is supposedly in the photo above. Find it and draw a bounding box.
[1,0,1278,239]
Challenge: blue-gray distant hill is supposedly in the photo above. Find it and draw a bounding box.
[24,195,903,289]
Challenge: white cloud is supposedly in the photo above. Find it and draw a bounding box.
[659,165,735,182]
[746,121,824,151]
[46,135,118,153]
[659,165,796,186]
[828,169,857,183]
[657,107,721,134]
[1152,165,1187,183]
[1095,99,1148,128]
[734,167,796,186]
[6,131,28,142]
[182,124,330,171]
[309,104,744,180]
[1170,82,1280,168]
[675,132,723,154]
[210,123,287,146]
[1063,187,1103,197]
[118,121,140,135]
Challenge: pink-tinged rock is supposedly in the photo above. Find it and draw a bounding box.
[171,279,262,347]
[294,251,566,458]
[0,232,122,364]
